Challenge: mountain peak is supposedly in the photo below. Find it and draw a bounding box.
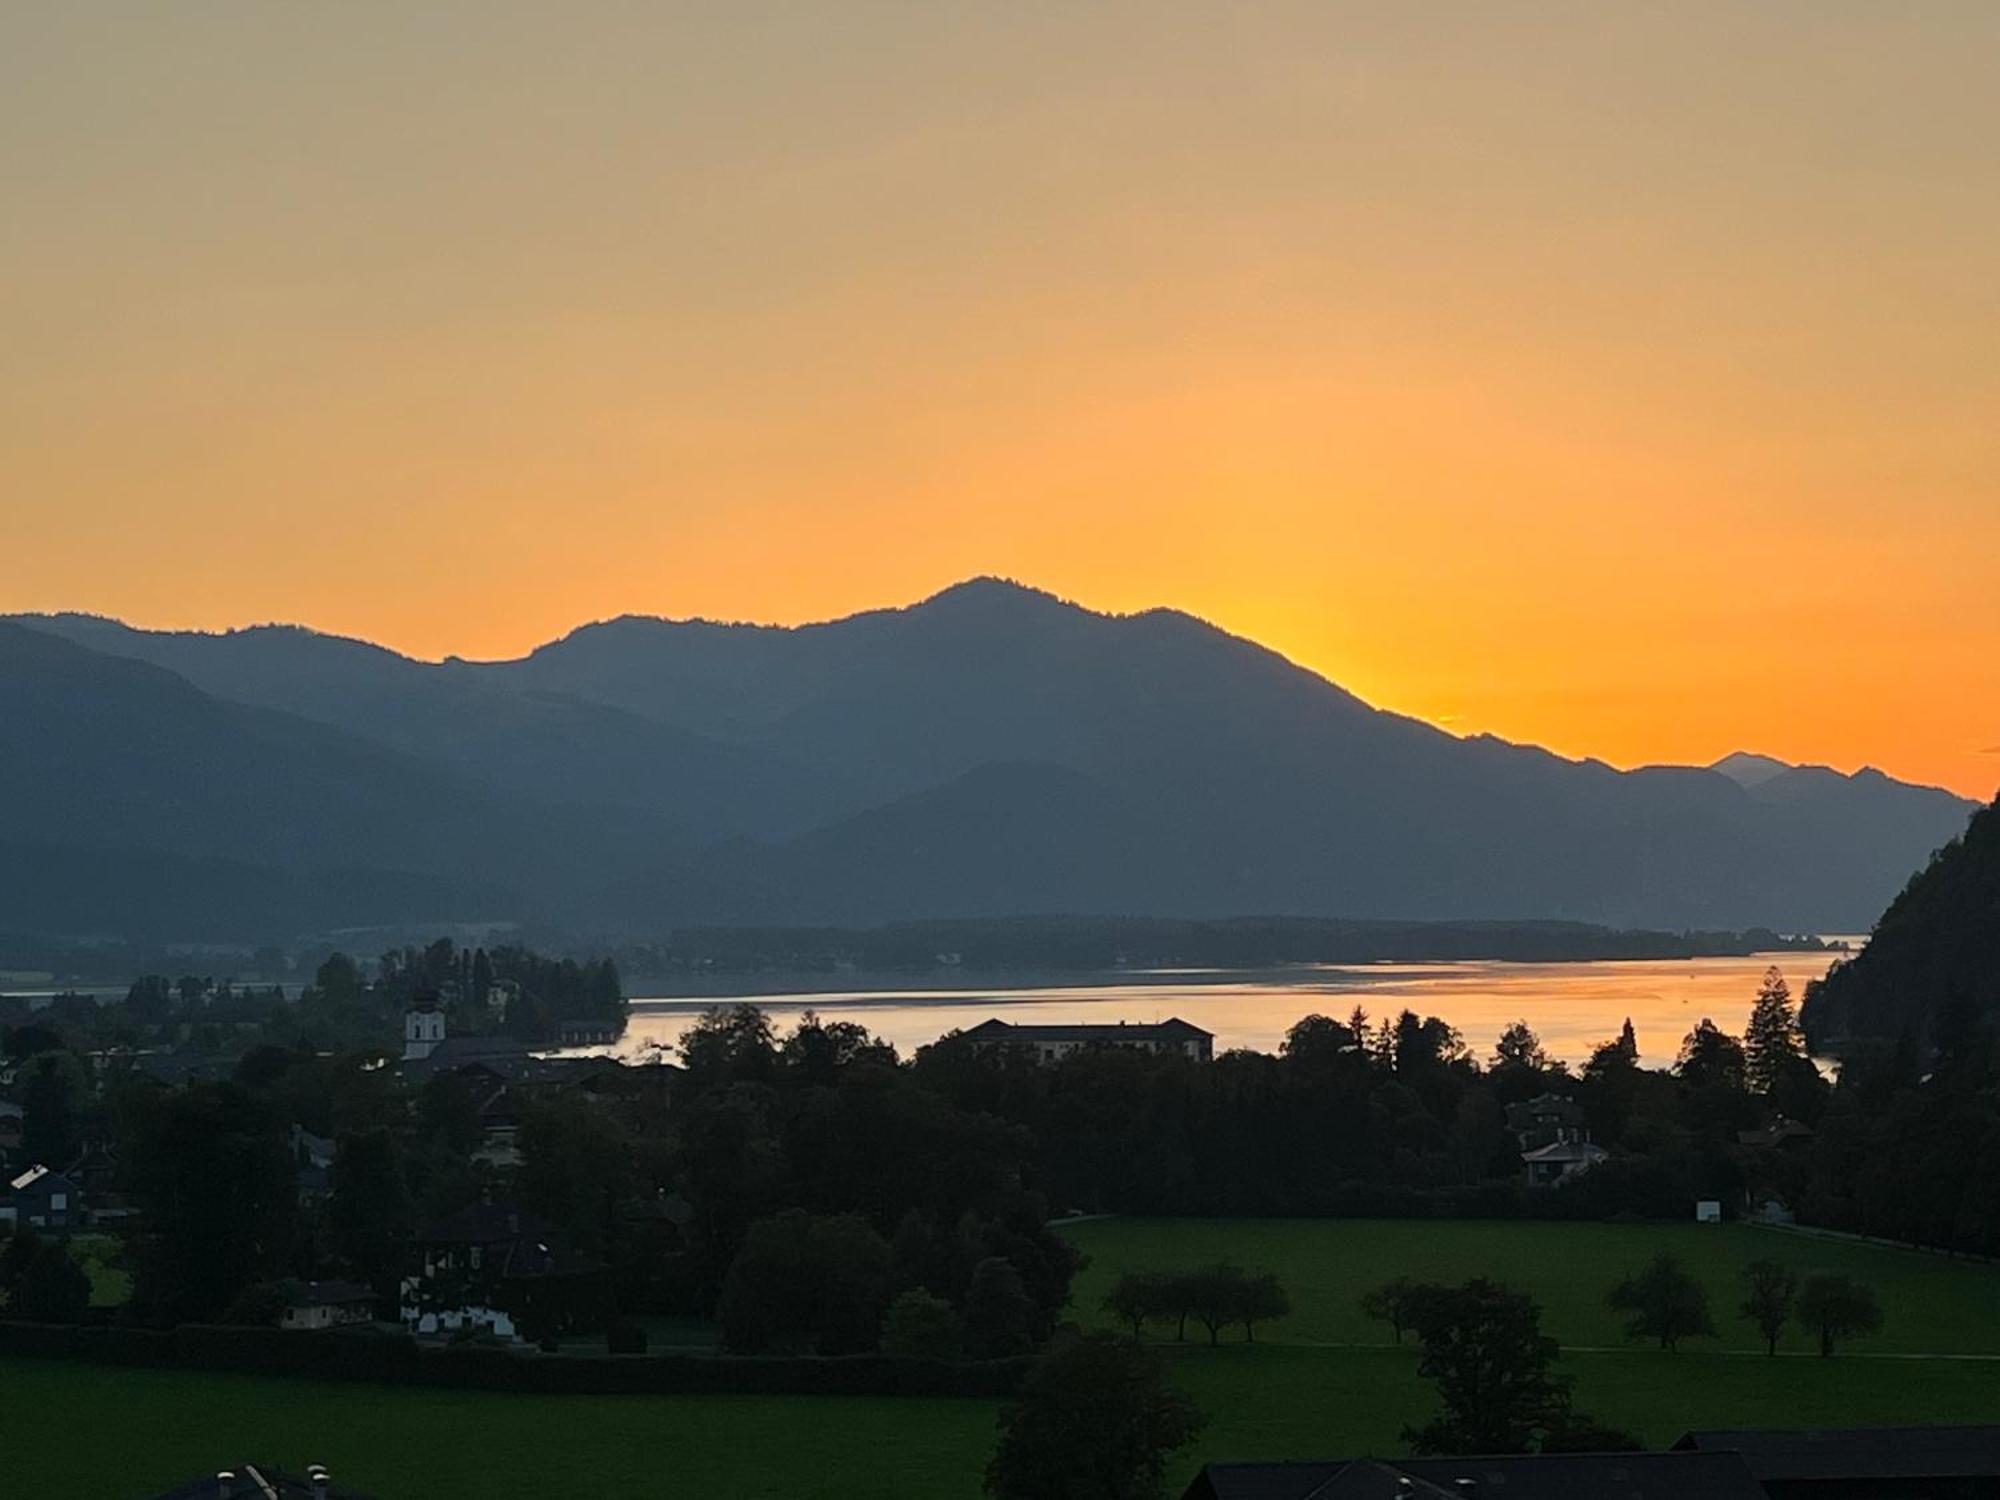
[913,576,1072,614]
[1710,751,1793,789]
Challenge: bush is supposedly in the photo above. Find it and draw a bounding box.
[880,1289,965,1360]
[606,1320,648,1355]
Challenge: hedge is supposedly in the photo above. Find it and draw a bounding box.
[0,1320,1031,1397]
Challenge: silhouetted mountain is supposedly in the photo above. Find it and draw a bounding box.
[17,613,831,837]
[0,622,685,937]
[4,583,1979,940]
[1802,796,2000,1048]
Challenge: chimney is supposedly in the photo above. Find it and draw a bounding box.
[308,1463,331,1500]
[216,1474,234,1500]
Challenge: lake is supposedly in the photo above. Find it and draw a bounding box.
[617,947,1852,1070]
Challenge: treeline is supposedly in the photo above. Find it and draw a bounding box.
[640,916,1826,977]
[0,940,626,1066]
[1101,1264,1289,1344]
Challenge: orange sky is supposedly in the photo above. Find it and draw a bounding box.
[3,5,1996,798]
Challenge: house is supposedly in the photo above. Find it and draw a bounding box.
[1521,1135,1608,1187]
[279,1280,377,1331]
[400,1198,608,1341]
[145,1462,374,1499]
[2,1164,85,1230]
[1674,1425,2000,1499]
[1737,1116,1815,1151]
[1505,1092,1587,1151]
[290,1125,336,1205]
[960,1017,1215,1063]
[1183,1451,1768,1499]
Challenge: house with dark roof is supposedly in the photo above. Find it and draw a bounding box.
[1521,1136,1608,1187]
[961,1017,1215,1063]
[1183,1427,2000,1500]
[144,1461,374,1499]
[1675,1424,2000,1499]
[1736,1116,1815,1151]
[1505,1092,1587,1151]
[1182,1451,1769,1499]
[2,1163,85,1230]
[400,1198,608,1341]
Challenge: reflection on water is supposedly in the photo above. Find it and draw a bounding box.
[618,949,1850,1070]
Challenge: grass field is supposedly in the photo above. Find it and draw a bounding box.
[6,1219,1998,1498]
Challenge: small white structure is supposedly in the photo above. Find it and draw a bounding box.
[280,1280,376,1330]
[403,999,446,1062]
[1695,1200,1723,1224]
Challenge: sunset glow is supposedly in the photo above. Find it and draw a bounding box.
[5,4,1996,796]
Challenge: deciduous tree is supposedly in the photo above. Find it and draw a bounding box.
[985,1333,1203,1500]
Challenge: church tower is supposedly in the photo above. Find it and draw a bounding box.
[403,994,446,1061]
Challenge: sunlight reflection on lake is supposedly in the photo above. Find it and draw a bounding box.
[617,948,1852,1070]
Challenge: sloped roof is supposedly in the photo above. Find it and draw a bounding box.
[145,1461,378,1498]
[284,1280,375,1308]
[1520,1139,1608,1163]
[1185,1452,1763,1500]
[1675,1425,2000,1480]
[9,1164,80,1196]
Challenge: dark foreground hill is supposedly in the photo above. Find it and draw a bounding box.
[4,582,1979,941]
[1802,796,2000,1047]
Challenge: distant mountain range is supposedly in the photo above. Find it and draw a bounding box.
[2,579,1981,943]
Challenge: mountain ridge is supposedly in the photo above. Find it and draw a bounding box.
[3,582,1980,940]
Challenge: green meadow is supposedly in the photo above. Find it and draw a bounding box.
[7,1220,1997,1499]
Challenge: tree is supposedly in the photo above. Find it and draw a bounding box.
[1184,1263,1246,1347]
[680,1004,778,1088]
[965,1255,1040,1359]
[1745,969,1809,1095]
[880,1287,966,1359]
[1738,1259,1799,1356]
[1103,1270,1173,1340]
[985,1333,1203,1500]
[326,1128,411,1290]
[20,1051,86,1166]
[517,1094,633,1257]
[717,1209,893,1355]
[126,1082,299,1324]
[1403,1279,1574,1455]
[1606,1253,1715,1351]
[1795,1272,1882,1357]
[1,1236,92,1323]
[220,1278,300,1328]
[1234,1271,1289,1342]
[1676,1019,1749,1092]
[1493,1021,1552,1072]
[1360,1275,1435,1344]
[1282,1014,1359,1070]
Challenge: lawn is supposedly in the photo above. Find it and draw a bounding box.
[8,1219,1998,1498]
[0,1356,1003,1500]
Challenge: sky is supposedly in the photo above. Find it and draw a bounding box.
[3,4,1996,799]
